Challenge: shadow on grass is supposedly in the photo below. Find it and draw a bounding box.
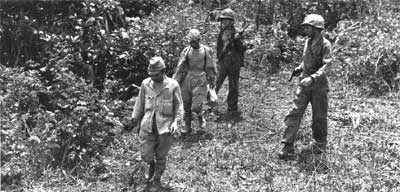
[134,183,176,192]
[176,130,214,149]
[296,147,329,174]
[207,108,244,123]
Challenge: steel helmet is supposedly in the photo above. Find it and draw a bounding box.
[301,14,325,29]
[218,8,235,21]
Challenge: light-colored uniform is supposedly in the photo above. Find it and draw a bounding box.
[173,44,217,131]
[132,76,183,172]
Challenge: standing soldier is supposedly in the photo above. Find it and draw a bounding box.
[131,56,183,191]
[173,29,217,135]
[215,8,246,117]
[278,14,332,159]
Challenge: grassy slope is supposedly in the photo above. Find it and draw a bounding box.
[32,67,399,192]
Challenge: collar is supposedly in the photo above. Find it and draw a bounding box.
[148,76,172,94]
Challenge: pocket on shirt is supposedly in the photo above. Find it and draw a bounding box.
[160,99,173,116]
[145,96,153,110]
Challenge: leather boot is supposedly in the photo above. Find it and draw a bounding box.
[149,164,165,192]
[277,143,295,159]
[182,115,192,136]
[145,161,155,183]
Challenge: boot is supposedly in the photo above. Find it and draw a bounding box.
[198,115,206,129]
[277,143,295,159]
[149,179,161,192]
[145,161,155,183]
[182,115,192,136]
[149,164,165,192]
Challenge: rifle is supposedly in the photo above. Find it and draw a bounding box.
[217,21,250,61]
[289,68,303,82]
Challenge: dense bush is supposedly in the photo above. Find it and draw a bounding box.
[0,62,127,181]
[330,11,400,95]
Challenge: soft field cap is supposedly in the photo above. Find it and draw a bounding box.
[187,29,201,41]
[148,56,166,75]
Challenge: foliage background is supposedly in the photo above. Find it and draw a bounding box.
[0,0,399,191]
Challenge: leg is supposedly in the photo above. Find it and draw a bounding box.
[215,64,227,94]
[281,86,311,144]
[138,130,157,181]
[226,68,240,112]
[191,75,208,128]
[311,88,328,150]
[151,133,172,191]
[181,76,192,133]
[278,86,310,159]
[139,130,157,164]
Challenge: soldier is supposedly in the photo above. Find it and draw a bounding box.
[131,56,183,191]
[215,8,246,117]
[173,29,217,135]
[278,14,333,159]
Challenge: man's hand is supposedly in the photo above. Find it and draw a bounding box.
[294,66,302,74]
[300,77,313,87]
[209,83,216,89]
[169,121,178,135]
[234,33,241,40]
[289,66,303,82]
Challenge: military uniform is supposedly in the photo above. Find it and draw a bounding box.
[132,57,183,190]
[173,29,217,133]
[215,8,246,113]
[282,36,332,145]
[279,14,333,158]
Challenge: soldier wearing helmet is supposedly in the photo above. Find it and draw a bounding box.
[215,8,246,118]
[278,14,333,159]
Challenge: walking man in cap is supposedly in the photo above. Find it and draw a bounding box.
[278,14,332,159]
[173,29,217,135]
[131,56,183,191]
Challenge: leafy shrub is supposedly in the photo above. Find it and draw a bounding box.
[331,11,400,95]
[0,61,123,180]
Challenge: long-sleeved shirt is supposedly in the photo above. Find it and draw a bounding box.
[132,76,183,134]
[216,27,246,68]
[300,36,332,83]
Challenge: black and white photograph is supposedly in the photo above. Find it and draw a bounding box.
[1,0,399,191]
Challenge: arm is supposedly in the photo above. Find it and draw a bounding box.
[216,31,223,60]
[173,84,184,124]
[169,82,184,134]
[131,81,145,121]
[233,36,246,53]
[310,40,333,82]
[204,47,217,88]
[172,47,190,83]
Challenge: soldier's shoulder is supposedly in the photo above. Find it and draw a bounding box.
[142,77,151,85]
[183,46,191,52]
[323,37,332,47]
[166,77,179,86]
[201,44,214,53]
